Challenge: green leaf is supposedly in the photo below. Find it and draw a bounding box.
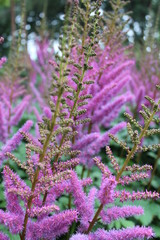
[148,203,160,219]
[120,219,135,228]
[152,225,160,237]
[0,0,10,7]
[115,220,121,229]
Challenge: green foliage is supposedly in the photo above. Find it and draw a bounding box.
[0,0,10,7]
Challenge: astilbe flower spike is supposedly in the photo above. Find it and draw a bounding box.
[97,175,116,205]
[26,210,78,240]
[0,232,9,240]
[0,15,32,142]
[71,227,154,240]
[0,120,33,165]
[89,226,154,240]
[100,205,144,224]
[70,171,93,232]
[70,234,89,240]
[0,210,23,234]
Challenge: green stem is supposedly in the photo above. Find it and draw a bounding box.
[86,203,103,234]
[68,193,72,209]
[136,152,142,164]
[116,111,156,181]
[81,165,86,179]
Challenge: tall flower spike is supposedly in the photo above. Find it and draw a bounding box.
[10,95,31,126]
[93,157,111,177]
[106,146,120,172]
[0,210,23,234]
[115,189,159,202]
[26,210,78,240]
[3,167,24,215]
[70,234,89,240]
[28,204,60,218]
[70,171,92,231]
[3,166,31,202]
[89,226,154,240]
[0,232,9,240]
[0,120,33,164]
[100,205,144,224]
[98,175,116,205]
[119,172,150,185]
[87,187,97,220]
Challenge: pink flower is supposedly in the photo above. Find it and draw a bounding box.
[0,232,9,240]
[26,210,78,240]
[100,206,144,224]
[70,172,92,231]
[89,226,154,240]
[70,234,89,240]
[0,120,33,164]
[98,176,116,205]
[0,210,23,234]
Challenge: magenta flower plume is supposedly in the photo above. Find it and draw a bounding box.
[70,171,92,231]
[76,122,126,168]
[100,205,144,224]
[4,191,23,216]
[3,166,31,202]
[98,176,117,205]
[92,94,133,124]
[115,189,160,202]
[26,210,78,240]
[0,232,9,240]
[3,166,24,215]
[0,210,23,234]
[30,82,45,107]
[119,172,150,185]
[86,81,116,111]
[46,177,92,204]
[70,234,89,240]
[89,226,154,240]
[28,204,60,218]
[73,133,99,150]
[87,187,97,220]
[91,122,126,153]
[10,95,31,126]
[0,120,33,164]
